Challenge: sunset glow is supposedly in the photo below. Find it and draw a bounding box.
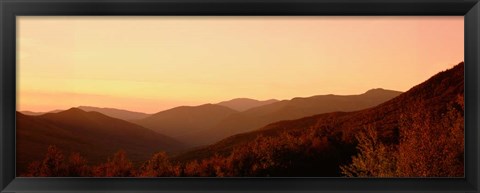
[17,16,464,113]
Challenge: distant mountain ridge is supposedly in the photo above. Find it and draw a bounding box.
[77,106,151,120]
[134,104,238,144]
[16,108,184,174]
[133,89,401,147]
[217,98,279,112]
[191,88,403,146]
[20,109,63,116]
[19,89,403,149]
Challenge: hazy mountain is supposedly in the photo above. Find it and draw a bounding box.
[217,98,279,112]
[77,106,150,121]
[134,104,238,143]
[16,108,184,174]
[20,109,63,116]
[17,62,464,177]
[175,62,464,177]
[22,90,400,149]
[189,88,402,146]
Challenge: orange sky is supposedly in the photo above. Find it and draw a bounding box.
[17,16,464,114]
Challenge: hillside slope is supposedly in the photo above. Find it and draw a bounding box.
[175,62,464,177]
[134,104,238,143]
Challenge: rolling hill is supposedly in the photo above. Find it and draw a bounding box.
[217,98,279,112]
[175,62,464,177]
[16,108,184,174]
[77,106,151,120]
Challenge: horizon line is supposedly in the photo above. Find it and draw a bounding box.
[17,87,403,114]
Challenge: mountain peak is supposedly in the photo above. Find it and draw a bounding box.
[59,107,86,114]
[364,88,402,95]
[365,88,386,94]
[38,107,92,119]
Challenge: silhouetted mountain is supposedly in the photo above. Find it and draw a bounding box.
[190,88,402,146]
[20,109,63,116]
[217,98,279,112]
[16,108,184,174]
[134,104,238,146]
[20,106,150,121]
[77,106,150,121]
[175,62,464,177]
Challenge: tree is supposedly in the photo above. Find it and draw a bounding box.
[24,146,91,177]
[93,150,134,177]
[340,127,397,177]
[24,161,42,177]
[184,160,201,176]
[66,152,91,176]
[39,145,67,176]
[396,100,464,177]
[138,152,177,177]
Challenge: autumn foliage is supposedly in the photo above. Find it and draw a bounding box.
[24,146,91,177]
[340,95,464,177]
[340,127,397,177]
[24,96,463,178]
[23,97,464,178]
[23,128,353,177]
[22,92,464,177]
[92,150,135,177]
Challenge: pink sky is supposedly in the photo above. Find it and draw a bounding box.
[17,16,464,113]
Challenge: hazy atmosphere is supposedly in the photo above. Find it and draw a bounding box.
[16,16,464,178]
[17,16,463,113]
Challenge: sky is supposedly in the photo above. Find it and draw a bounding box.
[17,16,464,114]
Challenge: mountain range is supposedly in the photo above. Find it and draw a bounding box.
[130,89,401,147]
[195,88,402,146]
[19,89,403,150]
[16,62,464,177]
[16,108,184,174]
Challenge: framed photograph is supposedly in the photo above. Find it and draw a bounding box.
[1,0,479,192]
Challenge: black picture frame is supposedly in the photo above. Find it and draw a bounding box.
[1,0,479,192]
